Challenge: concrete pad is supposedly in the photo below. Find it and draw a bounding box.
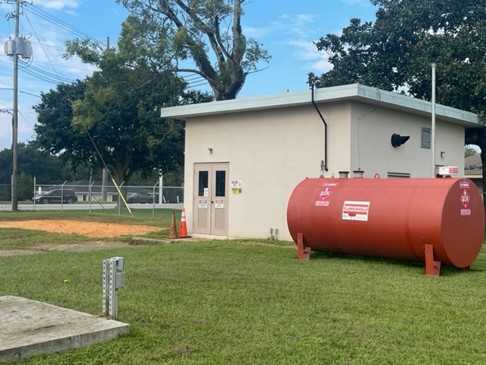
[0,296,129,363]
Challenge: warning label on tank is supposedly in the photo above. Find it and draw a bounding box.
[319,187,332,200]
[342,201,370,221]
[461,189,470,208]
[460,180,470,189]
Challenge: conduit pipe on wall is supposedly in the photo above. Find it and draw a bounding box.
[311,86,328,173]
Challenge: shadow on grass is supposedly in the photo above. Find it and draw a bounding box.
[307,250,481,277]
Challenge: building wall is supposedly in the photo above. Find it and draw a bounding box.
[184,100,466,241]
[184,103,352,240]
[349,102,465,177]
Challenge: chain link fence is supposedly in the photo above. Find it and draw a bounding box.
[0,181,184,206]
[0,184,10,202]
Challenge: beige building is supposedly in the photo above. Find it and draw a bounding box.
[160,84,481,241]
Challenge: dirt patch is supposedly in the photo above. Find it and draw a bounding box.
[0,220,162,238]
[0,242,131,256]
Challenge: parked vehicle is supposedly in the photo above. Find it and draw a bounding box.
[33,189,78,204]
[126,192,154,204]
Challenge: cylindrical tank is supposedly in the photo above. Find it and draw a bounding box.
[287,177,485,268]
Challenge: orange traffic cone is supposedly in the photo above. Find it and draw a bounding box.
[178,208,190,238]
[168,210,178,239]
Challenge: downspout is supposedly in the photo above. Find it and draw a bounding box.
[311,86,328,174]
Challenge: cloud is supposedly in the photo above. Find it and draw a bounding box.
[245,12,333,79]
[287,39,332,73]
[340,0,369,5]
[33,0,80,11]
[0,0,94,149]
[245,13,317,40]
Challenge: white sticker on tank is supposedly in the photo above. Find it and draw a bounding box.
[342,201,370,221]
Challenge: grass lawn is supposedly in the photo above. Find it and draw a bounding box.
[0,209,177,249]
[0,212,485,364]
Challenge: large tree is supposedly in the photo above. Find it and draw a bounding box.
[115,0,270,100]
[33,80,92,170]
[34,16,205,185]
[312,0,486,189]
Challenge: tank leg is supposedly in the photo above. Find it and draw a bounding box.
[297,233,311,260]
[424,244,441,277]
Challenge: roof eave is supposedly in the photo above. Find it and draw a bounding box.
[160,83,481,127]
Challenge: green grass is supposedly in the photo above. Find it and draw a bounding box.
[0,209,178,249]
[0,237,486,364]
[0,208,178,225]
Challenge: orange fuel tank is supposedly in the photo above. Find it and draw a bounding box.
[287,177,485,268]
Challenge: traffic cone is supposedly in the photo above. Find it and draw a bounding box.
[178,208,190,238]
[168,210,178,239]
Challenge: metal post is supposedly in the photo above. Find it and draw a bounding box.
[102,259,110,315]
[89,181,95,213]
[158,171,163,204]
[152,182,158,218]
[431,63,437,177]
[101,168,108,201]
[118,181,125,216]
[109,259,117,318]
[33,176,36,209]
[61,180,67,212]
[102,257,124,319]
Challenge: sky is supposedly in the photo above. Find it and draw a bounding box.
[0,0,378,151]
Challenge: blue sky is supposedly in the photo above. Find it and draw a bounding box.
[0,0,377,150]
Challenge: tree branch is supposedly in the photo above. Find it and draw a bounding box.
[231,0,245,64]
[173,0,226,66]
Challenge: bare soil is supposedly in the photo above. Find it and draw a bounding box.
[0,220,164,256]
[0,219,161,238]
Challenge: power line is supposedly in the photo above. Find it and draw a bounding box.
[19,60,75,84]
[5,2,104,89]
[23,9,61,81]
[25,4,106,47]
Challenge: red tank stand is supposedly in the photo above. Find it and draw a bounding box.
[424,244,441,277]
[297,233,311,260]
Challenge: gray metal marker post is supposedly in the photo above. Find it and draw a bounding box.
[102,257,125,319]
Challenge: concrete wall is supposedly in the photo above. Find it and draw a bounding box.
[349,102,465,177]
[183,100,466,241]
[184,103,352,240]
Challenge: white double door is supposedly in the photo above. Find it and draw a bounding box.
[193,163,229,236]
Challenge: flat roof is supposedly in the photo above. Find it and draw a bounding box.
[160,83,481,127]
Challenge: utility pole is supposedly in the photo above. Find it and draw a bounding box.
[4,0,32,211]
[11,0,20,211]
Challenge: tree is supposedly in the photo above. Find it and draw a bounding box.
[465,146,478,159]
[312,0,486,190]
[33,80,91,171]
[116,0,271,100]
[0,143,77,200]
[35,16,208,186]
